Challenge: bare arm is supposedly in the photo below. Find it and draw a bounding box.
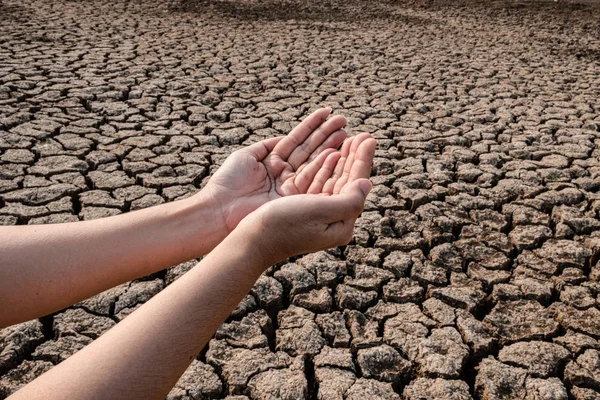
[6,178,373,400]
[6,228,268,400]
[0,193,223,328]
[0,107,348,329]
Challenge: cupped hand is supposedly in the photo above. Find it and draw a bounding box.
[202,108,350,235]
[236,136,377,266]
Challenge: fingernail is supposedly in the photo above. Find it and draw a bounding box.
[359,180,372,197]
[326,107,333,114]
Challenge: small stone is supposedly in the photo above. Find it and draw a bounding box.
[403,377,473,400]
[79,190,124,209]
[383,278,424,303]
[555,223,575,239]
[346,310,383,350]
[276,321,325,356]
[216,316,268,349]
[509,225,553,251]
[314,346,355,371]
[565,349,600,392]
[247,366,307,400]
[345,246,385,267]
[467,263,511,288]
[346,378,401,400]
[130,194,165,210]
[570,386,600,400]
[411,327,470,378]
[76,283,128,316]
[498,341,570,378]
[554,331,599,355]
[475,357,527,400]
[365,301,406,321]
[549,303,600,338]
[32,335,92,364]
[0,360,53,398]
[88,170,134,190]
[422,298,456,327]
[251,275,284,310]
[1,184,79,206]
[336,284,378,311]
[28,155,88,175]
[456,310,496,358]
[560,285,596,309]
[80,206,122,220]
[429,285,486,313]
[411,261,448,286]
[471,209,509,231]
[429,243,463,272]
[53,308,115,339]
[292,287,332,313]
[278,305,314,329]
[213,127,250,146]
[556,268,588,286]
[345,265,394,291]
[357,344,411,383]
[511,277,554,305]
[299,251,347,287]
[516,251,558,277]
[1,149,35,164]
[0,320,45,374]
[315,312,351,348]
[274,263,316,297]
[382,251,413,277]
[206,344,291,395]
[454,239,510,270]
[535,239,592,270]
[483,300,559,344]
[315,367,356,400]
[552,205,600,235]
[525,377,568,400]
[167,360,222,400]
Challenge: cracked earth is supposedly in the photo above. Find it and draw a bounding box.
[1,0,600,398]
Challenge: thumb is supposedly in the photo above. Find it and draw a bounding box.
[341,178,372,199]
[321,178,371,221]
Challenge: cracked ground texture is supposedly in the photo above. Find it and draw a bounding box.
[1,0,600,398]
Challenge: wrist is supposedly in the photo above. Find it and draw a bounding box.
[232,208,288,268]
[219,222,275,275]
[171,190,229,256]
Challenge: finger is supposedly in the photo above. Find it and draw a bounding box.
[272,108,331,161]
[348,138,377,183]
[307,152,342,194]
[322,156,346,195]
[333,133,372,194]
[296,129,347,175]
[287,115,347,170]
[339,135,355,158]
[240,136,285,161]
[293,148,336,194]
[322,136,355,195]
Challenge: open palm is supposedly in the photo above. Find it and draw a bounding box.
[203,108,376,234]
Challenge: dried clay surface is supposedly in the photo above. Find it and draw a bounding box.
[1,0,600,398]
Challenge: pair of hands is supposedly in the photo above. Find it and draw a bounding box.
[201,108,376,264]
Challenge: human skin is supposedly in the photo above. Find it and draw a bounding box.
[6,126,375,400]
[7,179,372,400]
[0,107,362,329]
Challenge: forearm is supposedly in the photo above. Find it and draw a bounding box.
[8,230,267,400]
[0,191,226,328]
